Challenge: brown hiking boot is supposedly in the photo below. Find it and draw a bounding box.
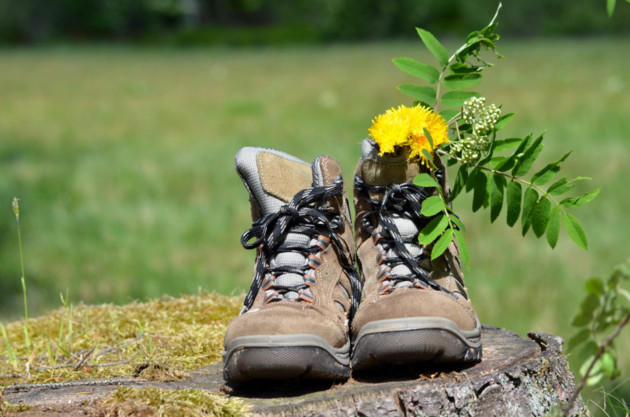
[223,147,361,381]
[351,138,482,371]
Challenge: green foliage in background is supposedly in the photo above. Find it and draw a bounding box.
[1,0,630,44]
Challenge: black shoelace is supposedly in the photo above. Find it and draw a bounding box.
[354,174,458,298]
[240,177,362,317]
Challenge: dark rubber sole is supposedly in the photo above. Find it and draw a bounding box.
[352,317,482,371]
[223,334,350,382]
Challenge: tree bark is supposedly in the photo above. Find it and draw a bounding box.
[3,325,588,416]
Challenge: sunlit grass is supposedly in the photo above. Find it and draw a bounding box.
[0,39,629,399]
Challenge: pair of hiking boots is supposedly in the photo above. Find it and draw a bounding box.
[222,138,482,382]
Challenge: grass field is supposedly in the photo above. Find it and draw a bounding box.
[1,38,629,404]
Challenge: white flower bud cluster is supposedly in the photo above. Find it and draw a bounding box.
[452,97,502,164]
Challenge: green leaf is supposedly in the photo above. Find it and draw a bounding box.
[547,177,573,196]
[442,73,482,90]
[414,173,439,188]
[546,206,562,248]
[531,164,561,186]
[572,308,594,327]
[495,113,515,131]
[560,189,600,208]
[490,174,506,223]
[472,171,488,212]
[465,168,478,192]
[449,165,468,202]
[512,134,544,177]
[493,138,522,153]
[453,229,470,271]
[531,197,551,238]
[494,155,516,172]
[421,195,447,216]
[392,57,440,84]
[521,187,538,236]
[571,189,601,207]
[450,215,467,234]
[449,62,481,74]
[601,352,616,378]
[423,128,434,149]
[418,215,449,245]
[422,149,436,167]
[564,213,588,250]
[537,152,572,182]
[440,91,481,108]
[586,371,604,386]
[607,0,616,17]
[417,28,450,68]
[506,181,522,227]
[440,109,459,122]
[397,84,436,104]
[496,135,531,172]
[431,228,454,260]
[584,278,605,296]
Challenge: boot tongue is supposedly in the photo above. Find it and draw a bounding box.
[235,147,322,302]
[360,138,426,285]
[360,138,421,187]
[235,147,313,217]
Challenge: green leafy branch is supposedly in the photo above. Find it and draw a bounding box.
[393,3,598,265]
[563,260,630,416]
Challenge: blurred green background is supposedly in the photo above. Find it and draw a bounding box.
[1,0,629,410]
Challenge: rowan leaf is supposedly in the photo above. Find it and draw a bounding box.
[414,173,439,188]
[421,195,447,216]
[495,113,515,131]
[418,215,449,245]
[531,197,551,238]
[505,180,522,227]
[490,174,506,223]
[564,213,588,250]
[440,109,459,122]
[472,171,488,212]
[571,189,601,207]
[417,28,450,68]
[546,206,562,248]
[431,228,454,260]
[512,134,544,177]
[449,165,468,202]
[442,73,482,90]
[521,187,538,236]
[493,137,521,153]
[453,229,470,271]
[397,84,436,104]
[441,91,481,108]
[392,57,440,84]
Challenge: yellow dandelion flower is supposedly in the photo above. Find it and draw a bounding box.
[368,104,449,165]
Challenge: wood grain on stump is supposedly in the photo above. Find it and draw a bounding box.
[3,325,587,416]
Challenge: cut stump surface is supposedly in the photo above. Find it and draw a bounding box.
[3,325,587,416]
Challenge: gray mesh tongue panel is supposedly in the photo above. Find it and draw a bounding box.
[235,147,320,301]
[235,147,309,216]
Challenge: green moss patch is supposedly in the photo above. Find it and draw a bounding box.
[0,293,242,386]
[91,386,249,417]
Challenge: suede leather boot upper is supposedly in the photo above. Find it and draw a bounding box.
[351,138,482,370]
[223,147,360,381]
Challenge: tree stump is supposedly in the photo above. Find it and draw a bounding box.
[3,325,587,416]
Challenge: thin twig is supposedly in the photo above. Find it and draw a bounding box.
[94,333,144,359]
[1,359,132,376]
[562,313,630,417]
[73,347,95,370]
